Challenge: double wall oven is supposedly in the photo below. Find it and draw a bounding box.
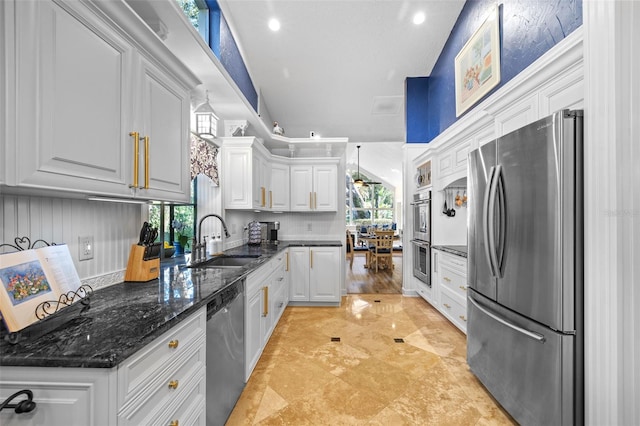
[411,191,431,286]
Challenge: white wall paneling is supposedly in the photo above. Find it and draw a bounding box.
[1,195,142,289]
[583,1,639,424]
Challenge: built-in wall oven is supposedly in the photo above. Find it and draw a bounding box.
[411,191,431,286]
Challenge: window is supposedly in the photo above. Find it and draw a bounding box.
[148,180,197,253]
[345,172,395,227]
[176,0,210,42]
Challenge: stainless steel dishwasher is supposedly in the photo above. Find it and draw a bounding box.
[206,279,245,426]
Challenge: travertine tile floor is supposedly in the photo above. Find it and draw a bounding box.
[227,294,516,425]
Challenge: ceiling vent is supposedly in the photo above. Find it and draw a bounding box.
[371,96,403,115]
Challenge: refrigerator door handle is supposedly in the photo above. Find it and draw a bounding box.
[483,166,497,277]
[495,165,506,277]
[469,294,546,343]
[487,165,502,278]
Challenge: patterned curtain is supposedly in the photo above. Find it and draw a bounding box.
[190,133,219,185]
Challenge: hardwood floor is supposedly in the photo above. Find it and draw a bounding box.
[346,252,403,294]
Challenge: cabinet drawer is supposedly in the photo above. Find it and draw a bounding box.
[439,264,468,300]
[118,339,206,424]
[157,371,206,426]
[440,288,467,333]
[117,308,206,408]
[438,251,467,272]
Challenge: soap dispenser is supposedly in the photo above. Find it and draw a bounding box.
[207,236,215,256]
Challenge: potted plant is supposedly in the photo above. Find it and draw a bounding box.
[171,220,191,255]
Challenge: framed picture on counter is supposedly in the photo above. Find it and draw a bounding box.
[455,4,501,117]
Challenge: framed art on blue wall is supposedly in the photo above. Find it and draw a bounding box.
[454,4,501,117]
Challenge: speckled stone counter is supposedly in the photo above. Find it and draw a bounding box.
[0,241,341,369]
[432,245,468,258]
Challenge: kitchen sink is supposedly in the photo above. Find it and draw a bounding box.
[194,255,261,269]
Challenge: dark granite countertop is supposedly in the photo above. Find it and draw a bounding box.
[0,240,341,369]
[432,245,468,258]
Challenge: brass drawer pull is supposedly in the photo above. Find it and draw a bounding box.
[459,286,467,291]
[169,421,179,426]
[443,277,451,282]
[168,380,179,390]
[443,303,451,309]
[459,315,467,322]
[168,339,179,349]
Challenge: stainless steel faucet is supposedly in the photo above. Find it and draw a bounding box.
[192,214,231,264]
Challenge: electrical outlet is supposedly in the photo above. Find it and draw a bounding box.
[79,236,94,261]
[306,223,312,231]
[309,131,316,138]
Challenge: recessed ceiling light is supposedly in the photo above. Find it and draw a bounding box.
[413,12,426,25]
[268,18,281,31]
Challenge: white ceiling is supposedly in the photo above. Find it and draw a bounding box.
[218,0,465,144]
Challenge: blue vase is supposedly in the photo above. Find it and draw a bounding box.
[173,241,184,255]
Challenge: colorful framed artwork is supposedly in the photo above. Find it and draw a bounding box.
[455,5,501,117]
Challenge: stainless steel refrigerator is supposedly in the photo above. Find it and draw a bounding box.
[467,110,583,425]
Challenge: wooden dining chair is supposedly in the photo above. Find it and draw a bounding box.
[346,230,354,269]
[368,231,394,272]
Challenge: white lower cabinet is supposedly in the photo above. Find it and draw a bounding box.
[289,246,341,303]
[0,307,206,426]
[244,251,289,381]
[0,367,116,426]
[432,250,468,333]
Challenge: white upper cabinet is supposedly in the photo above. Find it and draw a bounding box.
[270,161,290,211]
[289,161,338,212]
[5,0,198,202]
[221,137,272,210]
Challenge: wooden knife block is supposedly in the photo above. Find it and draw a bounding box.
[125,244,160,282]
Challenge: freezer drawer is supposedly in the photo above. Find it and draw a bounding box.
[467,291,578,425]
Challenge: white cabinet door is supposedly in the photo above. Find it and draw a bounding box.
[0,366,116,426]
[289,164,338,212]
[222,146,252,209]
[136,56,191,203]
[245,280,266,381]
[12,0,133,195]
[252,150,270,210]
[289,247,311,301]
[289,246,340,303]
[309,247,340,302]
[313,165,338,211]
[271,162,290,211]
[289,166,314,211]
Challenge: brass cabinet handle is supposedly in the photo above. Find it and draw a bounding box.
[169,421,179,426]
[443,277,451,282]
[459,285,467,291]
[443,303,451,309]
[310,250,313,269]
[168,339,179,349]
[129,131,139,188]
[143,135,150,189]
[309,192,313,209]
[269,190,273,208]
[285,252,289,271]
[459,315,467,322]
[261,187,266,207]
[168,380,179,390]
[262,286,269,316]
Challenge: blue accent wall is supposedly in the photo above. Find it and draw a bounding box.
[205,0,259,112]
[406,77,430,143]
[408,0,582,143]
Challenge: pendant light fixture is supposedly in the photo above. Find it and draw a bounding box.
[353,145,367,188]
[194,90,218,140]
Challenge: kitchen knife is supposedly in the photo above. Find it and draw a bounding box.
[138,222,149,245]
